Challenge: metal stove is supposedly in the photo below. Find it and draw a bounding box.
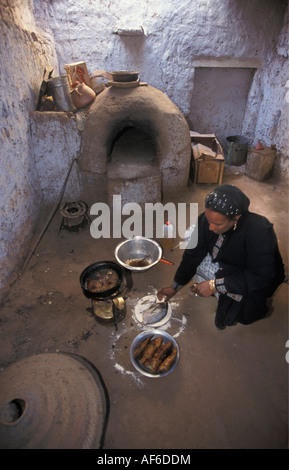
[59,201,90,232]
[80,261,133,330]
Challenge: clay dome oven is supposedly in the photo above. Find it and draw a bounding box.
[79,85,191,205]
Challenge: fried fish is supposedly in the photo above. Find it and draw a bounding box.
[133,335,153,359]
[144,341,173,374]
[157,347,178,373]
[138,337,163,365]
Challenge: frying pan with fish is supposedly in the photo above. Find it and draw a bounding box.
[80,261,124,299]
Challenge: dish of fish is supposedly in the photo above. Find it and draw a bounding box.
[134,295,172,327]
[130,330,180,378]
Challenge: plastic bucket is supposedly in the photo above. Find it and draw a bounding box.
[226,135,248,166]
[47,76,74,111]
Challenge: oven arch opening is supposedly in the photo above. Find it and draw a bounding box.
[109,125,157,167]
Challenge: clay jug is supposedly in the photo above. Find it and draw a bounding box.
[255,139,264,150]
[70,81,96,108]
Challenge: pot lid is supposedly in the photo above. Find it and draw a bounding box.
[0,353,107,449]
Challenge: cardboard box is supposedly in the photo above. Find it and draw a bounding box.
[190,132,225,185]
[64,61,92,90]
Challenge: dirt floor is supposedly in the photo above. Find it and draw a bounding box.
[0,170,288,449]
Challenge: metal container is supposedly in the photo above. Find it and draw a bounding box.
[226,135,248,166]
[47,76,74,111]
[115,237,162,272]
[130,330,180,378]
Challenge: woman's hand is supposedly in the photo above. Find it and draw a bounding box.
[190,281,216,297]
[157,286,177,301]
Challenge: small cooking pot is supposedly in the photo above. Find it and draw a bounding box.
[80,261,124,299]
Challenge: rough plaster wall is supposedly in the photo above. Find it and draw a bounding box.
[0,0,58,294]
[30,112,82,203]
[242,5,289,181]
[33,0,286,114]
[188,67,255,149]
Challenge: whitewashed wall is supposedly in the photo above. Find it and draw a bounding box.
[0,0,288,296]
[242,6,289,180]
[34,1,288,116]
[0,0,58,296]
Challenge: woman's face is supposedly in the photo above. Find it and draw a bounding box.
[205,208,239,234]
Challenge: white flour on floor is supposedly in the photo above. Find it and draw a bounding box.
[108,289,187,387]
[114,362,144,388]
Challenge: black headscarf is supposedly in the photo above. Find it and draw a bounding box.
[205,184,250,216]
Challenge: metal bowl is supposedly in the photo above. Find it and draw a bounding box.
[130,329,180,378]
[115,237,162,272]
